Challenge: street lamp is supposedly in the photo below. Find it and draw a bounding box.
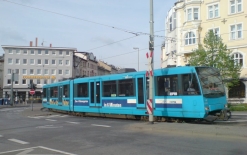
[133,47,139,71]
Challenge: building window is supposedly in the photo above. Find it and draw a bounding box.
[58,70,63,75]
[185,32,196,45]
[16,49,20,54]
[15,69,19,74]
[44,59,49,65]
[22,79,26,84]
[65,70,69,75]
[45,50,49,55]
[230,0,242,14]
[30,50,34,55]
[16,59,20,64]
[23,50,27,54]
[8,69,12,74]
[51,69,56,75]
[59,50,63,55]
[30,69,34,75]
[209,28,220,38]
[44,79,47,84]
[15,80,19,84]
[208,4,219,19]
[37,69,41,75]
[169,16,173,31]
[30,59,34,65]
[173,12,176,29]
[59,60,63,65]
[186,8,199,21]
[230,24,242,40]
[23,59,27,64]
[51,79,55,83]
[7,79,11,84]
[52,51,56,55]
[65,60,70,65]
[52,59,56,65]
[233,53,243,66]
[38,50,42,55]
[66,51,70,55]
[8,58,13,64]
[37,79,41,84]
[44,69,49,75]
[22,69,27,74]
[37,59,42,65]
[8,49,13,54]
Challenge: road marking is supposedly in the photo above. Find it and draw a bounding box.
[66,121,80,124]
[0,146,77,155]
[36,125,63,129]
[28,116,46,119]
[45,119,57,121]
[39,146,77,155]
[91,124,111,128]
[8,139,29,144]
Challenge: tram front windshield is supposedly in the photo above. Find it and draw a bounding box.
[196,67,225,98]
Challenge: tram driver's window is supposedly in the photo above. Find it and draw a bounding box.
[182,74,200,95]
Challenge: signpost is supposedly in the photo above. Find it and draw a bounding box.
[30,89,35,111]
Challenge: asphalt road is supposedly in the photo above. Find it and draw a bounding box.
[0,104,247,155]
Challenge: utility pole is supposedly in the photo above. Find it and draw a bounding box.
[149,0,154,123]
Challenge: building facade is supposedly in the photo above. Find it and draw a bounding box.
[2,44,76,102]
[162,0,247,103]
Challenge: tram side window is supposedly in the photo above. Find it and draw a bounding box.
[156,75,178,96]
[43,88,47,98]
[103,81,117,97]
[50,87,58,97]
[118,79,135,97]
[182,74,200,95]
[63,85,70,97]
[74,83,88,97]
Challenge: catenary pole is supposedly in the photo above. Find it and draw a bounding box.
[149,0,154,123]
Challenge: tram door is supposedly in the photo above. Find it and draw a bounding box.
[89,80,101,107]
[58,86,63,106]
[136,75,145,108]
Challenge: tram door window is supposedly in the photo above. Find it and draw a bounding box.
[74,83,88,97]
[43,88,47,98]
[50,87,58,98]
[96,81,101,103]
[58,86,63,102]
[63,85,70,97]
[90,82,94,103]
[103,81,117,97]
[156,75,178,96]
[118,79,135,97]
[137,78,144,104]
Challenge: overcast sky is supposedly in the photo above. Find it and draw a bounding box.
[0,0,176,71]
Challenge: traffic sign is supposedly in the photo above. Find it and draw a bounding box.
[30,89,35,95]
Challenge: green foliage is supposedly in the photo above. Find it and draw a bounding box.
[228,104,247,111]
[189,30,241,88]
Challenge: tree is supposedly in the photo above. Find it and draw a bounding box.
[189,30,241,88]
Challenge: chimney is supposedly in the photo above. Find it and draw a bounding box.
[35,38,38,46]
[30,41,33,47]
[50,44,52,47]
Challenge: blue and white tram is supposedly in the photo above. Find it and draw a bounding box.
[42,66,229,121]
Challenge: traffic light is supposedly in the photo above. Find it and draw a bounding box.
[28,83,33,89]
[33,83,37,90]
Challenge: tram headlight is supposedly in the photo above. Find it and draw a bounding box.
[205,107,209,111]
[224,104,228,108]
